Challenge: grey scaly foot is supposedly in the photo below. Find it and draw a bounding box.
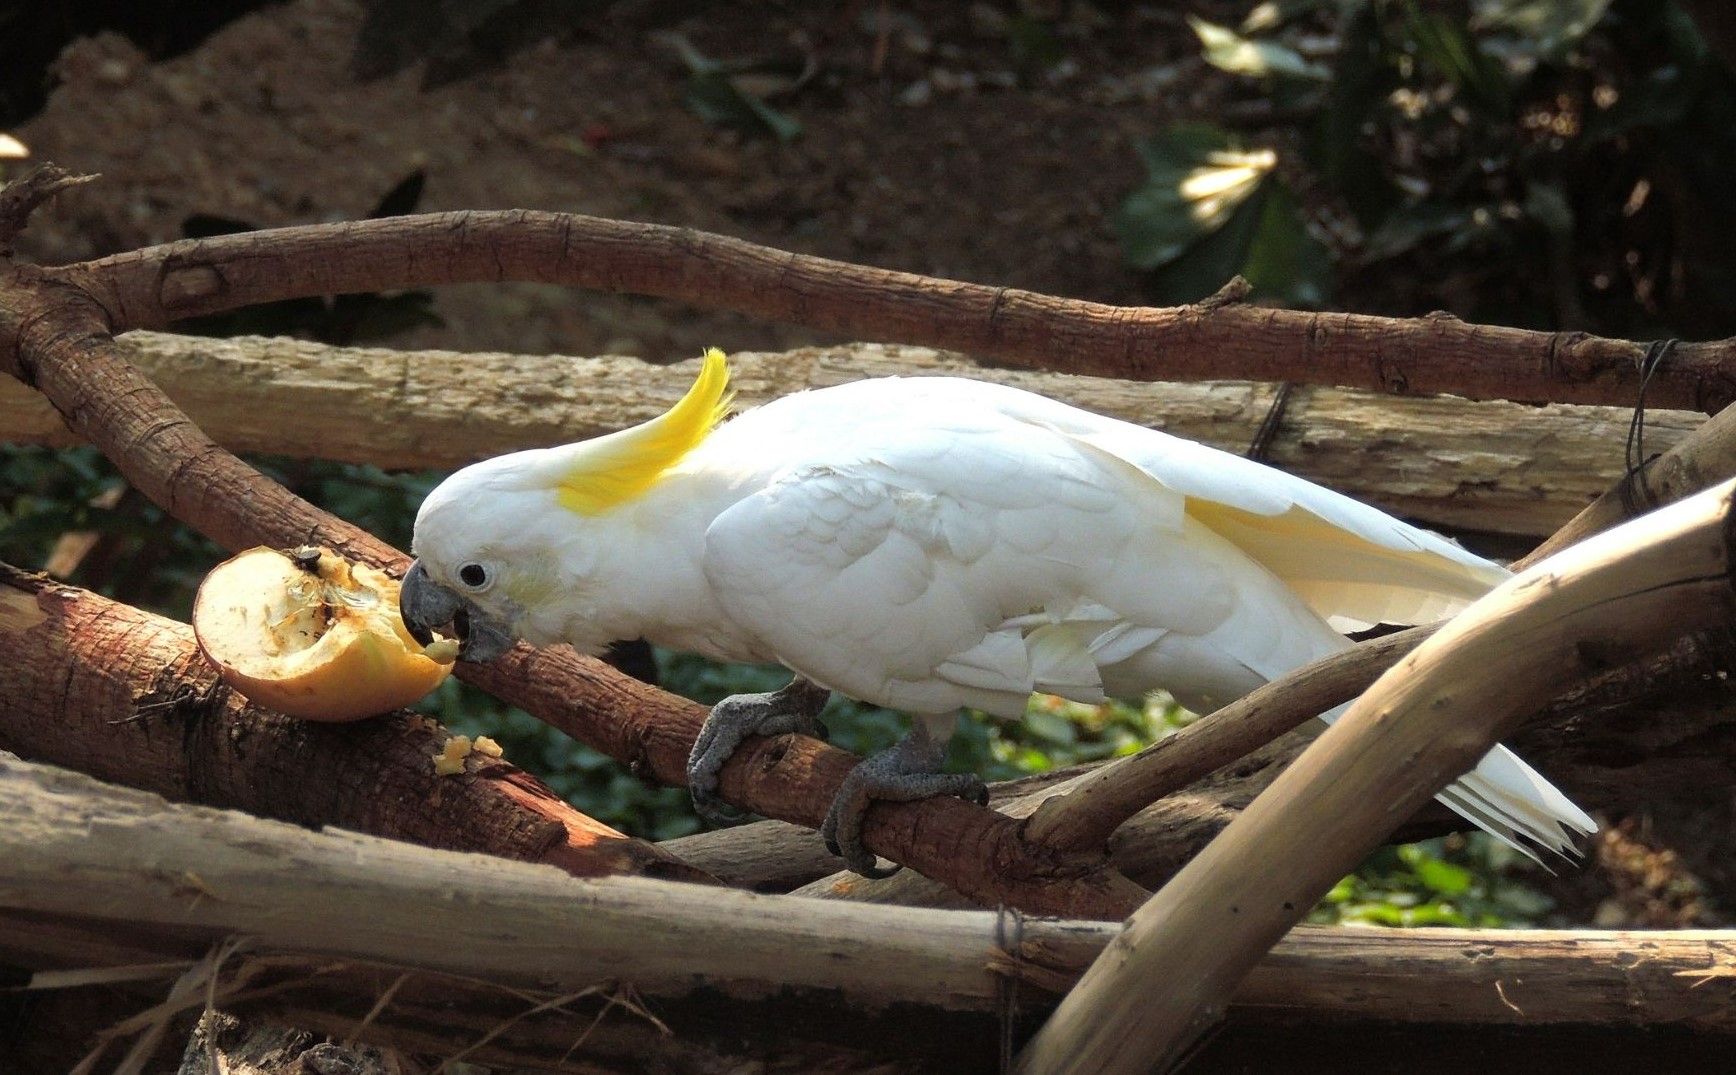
[821,722,988,878]
[688,676,831,826]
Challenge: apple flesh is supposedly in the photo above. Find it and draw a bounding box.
[194,546,457,721]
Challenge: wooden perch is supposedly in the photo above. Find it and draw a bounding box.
[0,332,1703,540]
[4,322,1733,914]
[0,289,1144,916]
[1525,388,1736,562]
[1017,479,1736,1074]
[0,563,694,882]
[37,205,1735,412]
[4,166,1736,921]
[5,756,1736,1074]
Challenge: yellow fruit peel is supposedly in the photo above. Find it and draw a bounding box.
[193,546,455,722]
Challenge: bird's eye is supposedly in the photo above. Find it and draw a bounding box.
[457,563,489,589]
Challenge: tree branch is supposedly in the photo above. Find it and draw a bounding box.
[1017,480,1736,1073]
[41,208,1736,412]
[1020,629,1431,853]
[0,332,1702,539]
[1521,395,1736,564]
[0,272,1144,918]
[8,756,1736,1072]
[0,164,97,247]
[0,563,693,881]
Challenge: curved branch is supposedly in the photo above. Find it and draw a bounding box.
[47,209,1736,412]
[1017,480,1736,1074]
[1021,629,1431,853]
[0,273,1144,918]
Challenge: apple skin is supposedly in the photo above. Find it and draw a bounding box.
[194,546,456,722]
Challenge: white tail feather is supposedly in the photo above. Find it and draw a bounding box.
[1319,703,1595,860]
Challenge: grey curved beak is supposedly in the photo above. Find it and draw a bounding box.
[399,560,517,663]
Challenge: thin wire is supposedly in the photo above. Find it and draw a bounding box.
[1622,339,1678,517]
[1247,382,1296,462]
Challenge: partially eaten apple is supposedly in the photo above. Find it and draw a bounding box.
[193,545,458,721]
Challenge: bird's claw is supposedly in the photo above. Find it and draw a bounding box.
[686,677,831,826]
[820,737,988,877]
[690,785,752,828]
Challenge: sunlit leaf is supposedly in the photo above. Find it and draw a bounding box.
[1412,855,1474,896]
[1118,125,1330,306]
[1115,125,1277,271]
[1189,16,1330,81]
[1239,0,1333,35]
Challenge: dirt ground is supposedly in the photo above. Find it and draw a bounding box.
[9,0,1732,932]
[14,0,1229,359]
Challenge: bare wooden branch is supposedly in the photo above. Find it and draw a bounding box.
[0,294,1145,917]
[1017,480,1736,1074]
[0,757,1103,1014]
[1021,629,1432,853]
[0,563,692,881]
[8,755,1736,1074]
[1522,397,1736,564]
[40,210,1736,412]
[0,164,97,246]
[0,332,1701,539]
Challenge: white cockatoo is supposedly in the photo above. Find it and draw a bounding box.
[402,348,1595,874]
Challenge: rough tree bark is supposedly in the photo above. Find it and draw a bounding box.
[46,210,1736,412]
[1019,480,1736,1072]
[7,756,1735,1075]
[0,563,698,882]
[0,332,1703,539]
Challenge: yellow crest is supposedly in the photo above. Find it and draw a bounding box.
[555,348,734,515]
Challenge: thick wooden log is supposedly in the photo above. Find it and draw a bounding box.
[1018,480,1736,1073]
[0,563,695,882]
[0,332,1700,539]
[7,756,1736,1072]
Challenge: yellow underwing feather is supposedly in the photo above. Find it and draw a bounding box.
[556,348,734,515]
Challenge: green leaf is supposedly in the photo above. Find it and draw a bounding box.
[1115,125,1277,271]
[1020,708,1079,746]
[669,34,803,143]
[1402,9,1510,116]
[1473,0,1614,60]
[1118,126,1330,307]
[682,73,803,143]
[1189,17,1330,81]
[1241,180,1335,307]
[1412,856,1474,895]
[1308,1,1399,225]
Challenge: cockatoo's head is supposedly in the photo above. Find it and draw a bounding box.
[401,349,733,662]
